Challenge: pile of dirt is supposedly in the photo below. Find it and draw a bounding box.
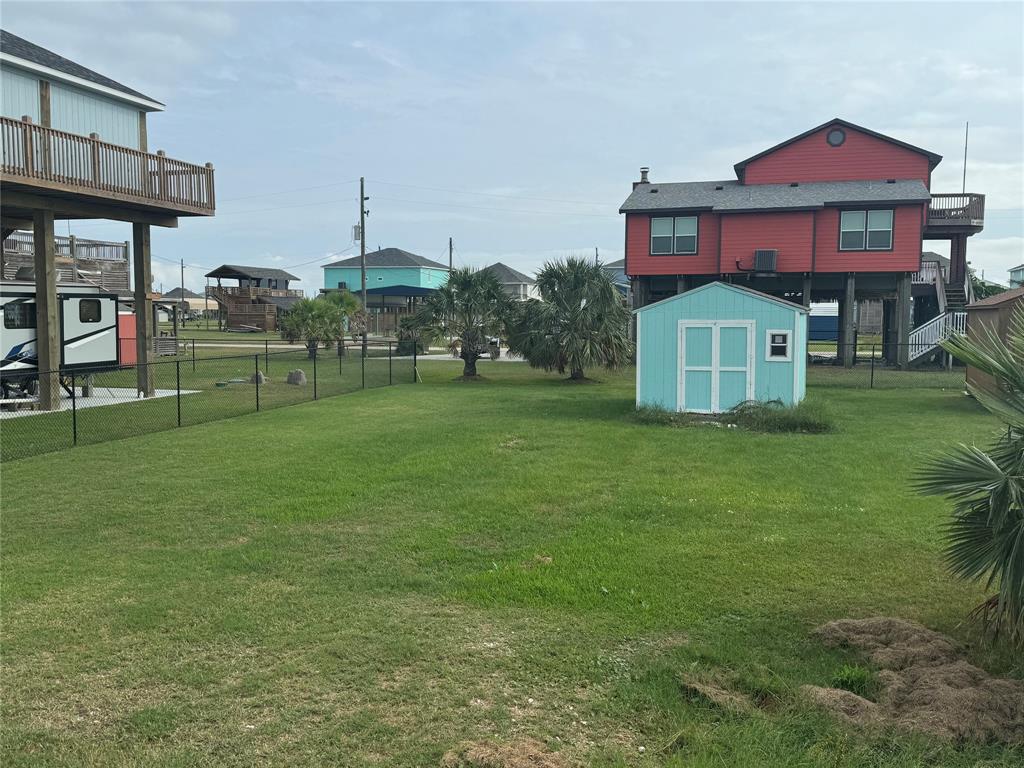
[804,617,1024,743]
[440,739,569,768]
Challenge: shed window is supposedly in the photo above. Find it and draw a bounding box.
[79,299,101,323]
[840,209,893,251]
[650,216,698,255]
[3,301,35,329]
[766,330,792,361]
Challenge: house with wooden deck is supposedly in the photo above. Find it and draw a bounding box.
[0,29,215,408]
[205,265,302,331]
[619,118,984,368]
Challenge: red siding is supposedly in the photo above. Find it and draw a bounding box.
[625,212,719,276]
[626,205,924,277]
[743,126,931,186]
[720,212,813,274]
[814,204,924,272]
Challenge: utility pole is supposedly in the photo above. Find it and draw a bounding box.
[206,276,210,331]
[180,258,185,329]
[449,236,453,273]
[360,176,369,357]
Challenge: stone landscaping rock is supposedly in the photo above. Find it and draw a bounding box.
[249,371,267,385]
[287,369,307,386]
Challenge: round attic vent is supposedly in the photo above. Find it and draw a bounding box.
[826,127,846,147]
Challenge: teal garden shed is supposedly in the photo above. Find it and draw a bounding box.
[635,282,808,413]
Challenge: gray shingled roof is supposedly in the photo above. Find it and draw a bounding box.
[322,248,449,270]
[1,29,161,106]
[161,287,203,300]
[619,179,930,213]
[482,262,534,285]
[205,264,300,282]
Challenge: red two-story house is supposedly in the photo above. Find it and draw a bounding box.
[619,119,984,367]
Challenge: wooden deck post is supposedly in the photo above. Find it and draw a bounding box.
[896,272,911,370]
[32,210,60,410]
[801,275,813,307]
[841,273,856,368]
[132,223,155,397]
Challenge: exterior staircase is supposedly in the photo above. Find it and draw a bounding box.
[908,311,967,362]
[943,283,968,311]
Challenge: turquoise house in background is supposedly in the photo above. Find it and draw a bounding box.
[635,282,807,413]
[322,248,449,293]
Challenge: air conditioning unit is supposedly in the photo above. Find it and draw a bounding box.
[754,249,778,272]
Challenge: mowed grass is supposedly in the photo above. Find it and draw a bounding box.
[1,362,1020,767]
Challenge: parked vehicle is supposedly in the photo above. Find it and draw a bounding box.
[0,281,120,397]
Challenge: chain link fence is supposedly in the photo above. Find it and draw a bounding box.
[807,343,966,389]
[0,342,415,462]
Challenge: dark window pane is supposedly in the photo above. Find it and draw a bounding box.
[3,302,36,329]
[867,229,892,249]
[651,236,673,254]
[674,235,697,254]
[840,230,865,250]
[79,299,101,323]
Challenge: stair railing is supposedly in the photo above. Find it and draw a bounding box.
[908,311,968,362]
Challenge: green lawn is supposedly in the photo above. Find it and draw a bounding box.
[1,363,1020,767]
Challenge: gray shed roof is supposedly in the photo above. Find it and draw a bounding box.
[482,262,534,285]
[1,29,162,106]
[619,178,930,214]
[161,287,203,300]
[323,248,449,270]
[205,264,300,282]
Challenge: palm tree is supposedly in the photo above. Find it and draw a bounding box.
[506,257,632,381]
[323,289,363,355]
[279,297,344,359]
[414,267,512,377]
[916,306,1024,644]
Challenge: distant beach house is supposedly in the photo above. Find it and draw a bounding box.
[322,248,449,293]
[481,262,538,300]
[205,265,302,331]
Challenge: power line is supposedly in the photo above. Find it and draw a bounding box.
[372,195,611,218]
[368,179,609,208]
[218,179,360,203]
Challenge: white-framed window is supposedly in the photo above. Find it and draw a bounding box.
[650,216,698,255]
[840,209,893,251]
[766,329,792,361]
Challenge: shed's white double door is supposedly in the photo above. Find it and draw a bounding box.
[677,321,755,413]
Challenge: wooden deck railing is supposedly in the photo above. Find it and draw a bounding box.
[927,193,984,227]
[208,286,304,299]
[1,116,214,214]
[3,230,129,262]
[911,260,946,285]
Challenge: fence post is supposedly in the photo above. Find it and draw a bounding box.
[191,339,196,372]
[265,338,269,374]
[175,359,182,427]
[361,349,365,389]
[71,372,77,446]
[255,354,260,412]
[869,344,876,389]
[313,352,318,400]
[389,342,392,385]
[413,344,417,383]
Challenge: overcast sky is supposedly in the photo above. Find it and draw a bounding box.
[4,1,1022,293]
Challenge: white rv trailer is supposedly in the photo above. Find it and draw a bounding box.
[1,280,120,396]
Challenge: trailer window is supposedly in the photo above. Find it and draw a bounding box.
[79,299,102,323]
[3,302,36,329]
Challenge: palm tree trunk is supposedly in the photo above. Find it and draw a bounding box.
[462,352,478,377]
[569,367,585,380]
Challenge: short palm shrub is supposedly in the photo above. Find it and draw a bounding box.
[916,307,1024,644]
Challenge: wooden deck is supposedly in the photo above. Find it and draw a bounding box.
[925,193,984,234]
[0,116,215,217]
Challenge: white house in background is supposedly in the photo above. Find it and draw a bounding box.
[482,262,539,300]
[1010,264,1024,288]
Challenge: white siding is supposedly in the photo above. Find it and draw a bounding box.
[1,66,40,122]
[50,82,139,148]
